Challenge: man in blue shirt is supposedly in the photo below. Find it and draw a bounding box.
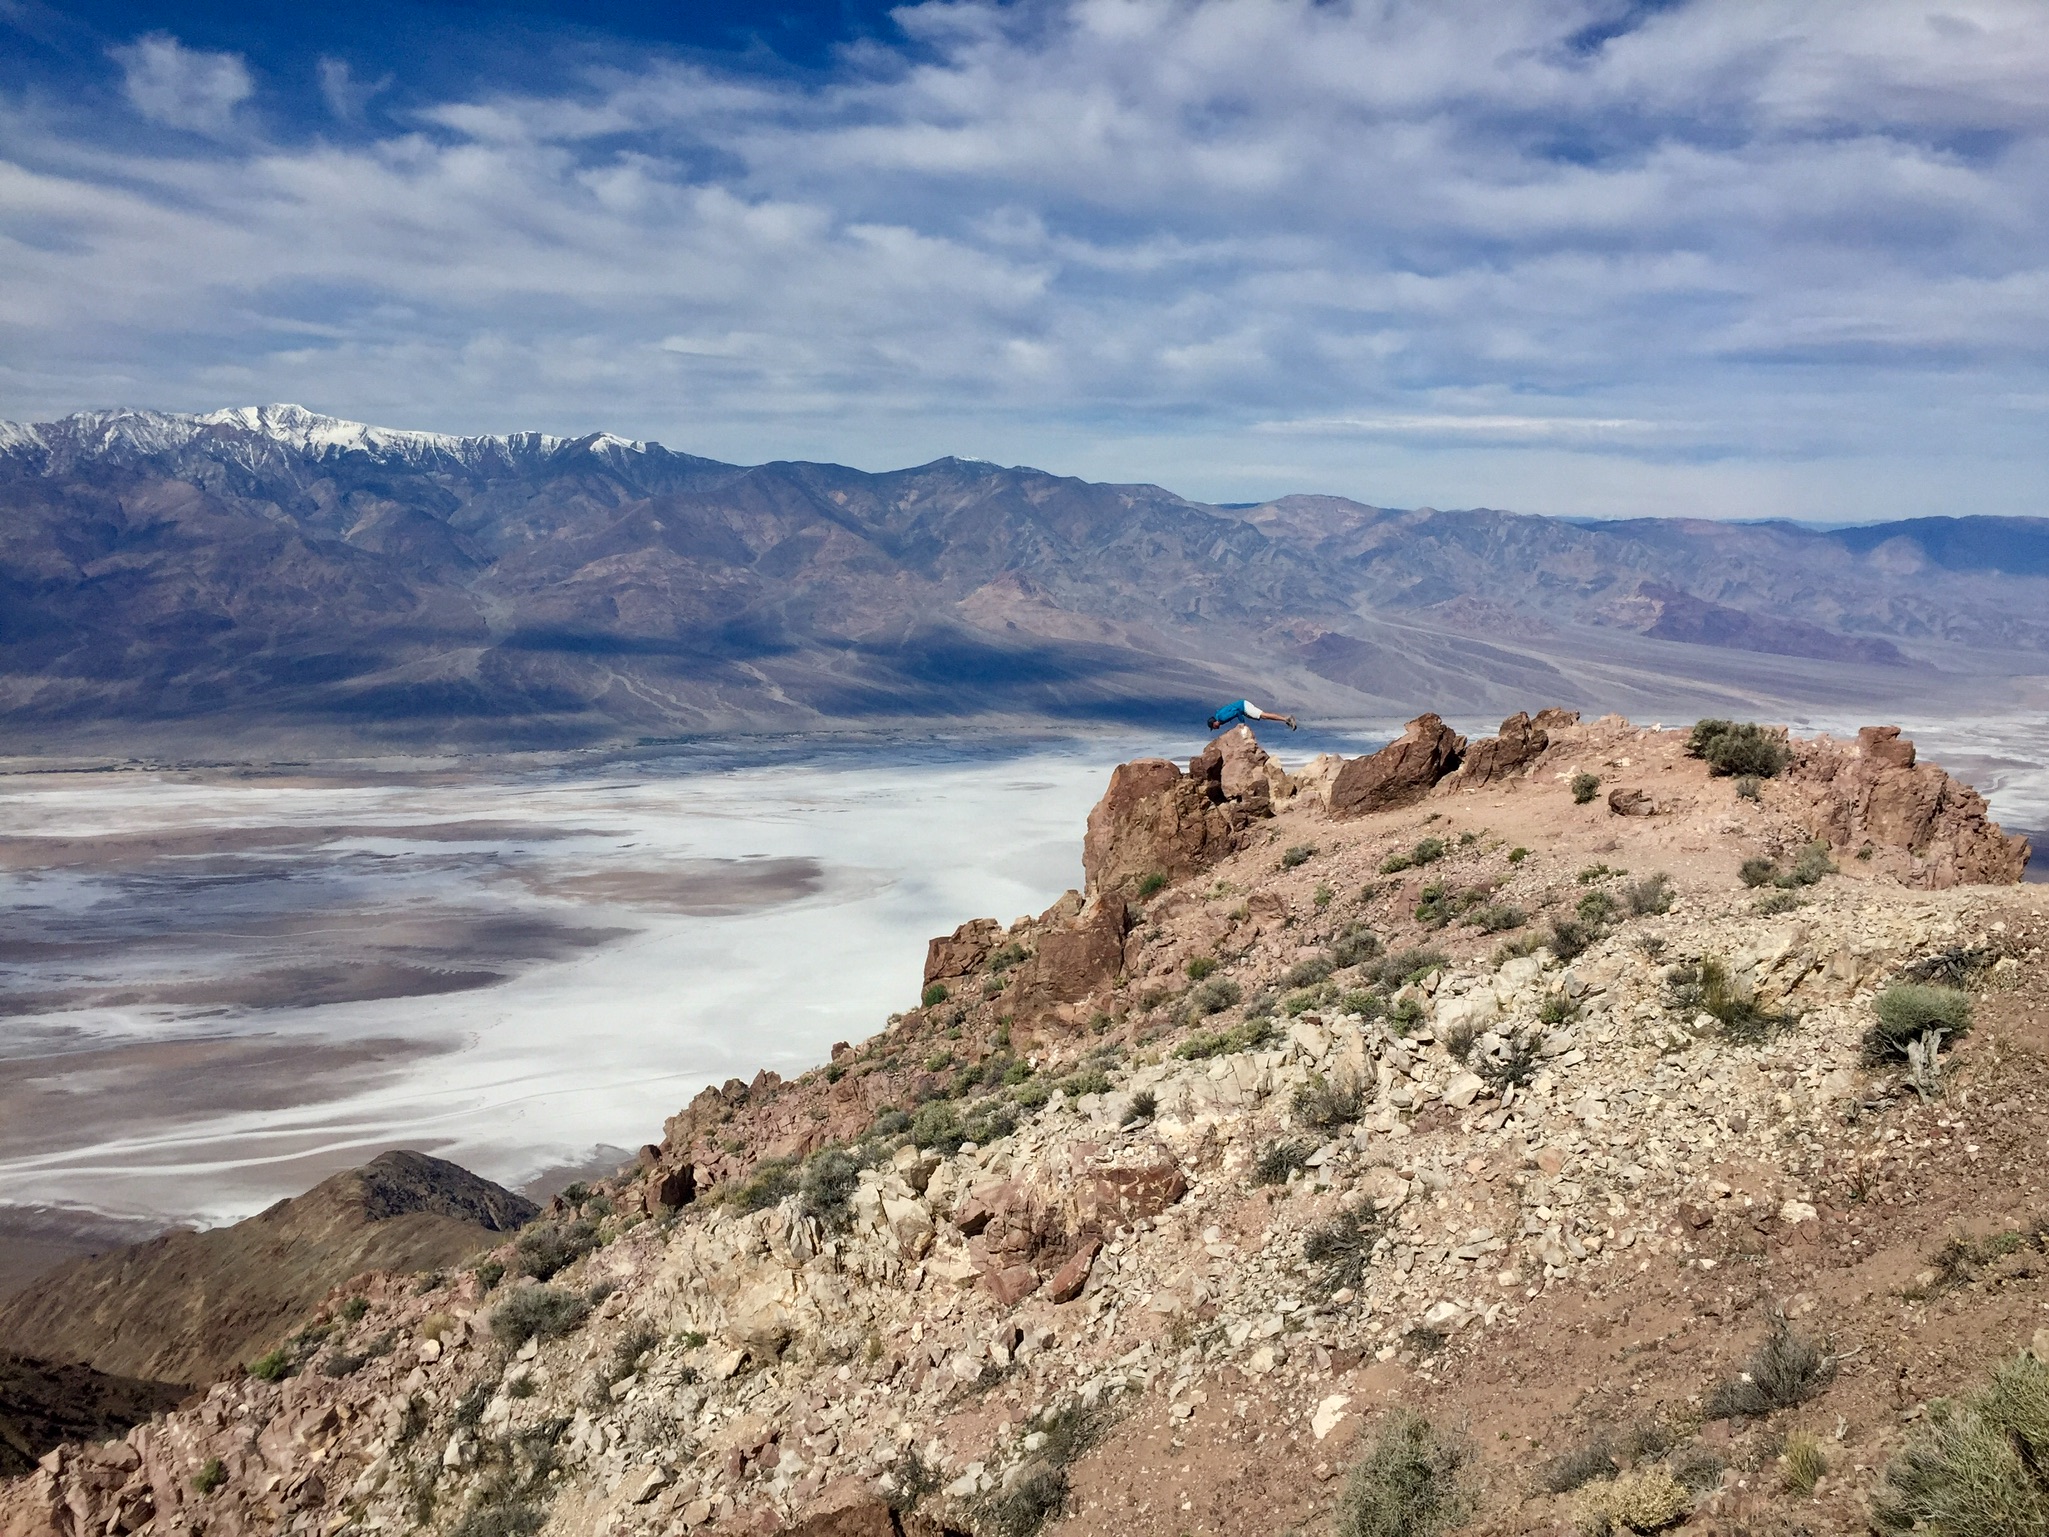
[1207,699,1299,731]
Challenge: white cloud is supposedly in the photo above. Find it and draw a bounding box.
[110,33,253,136]
[1,0,2045,519]
[316,57,391,123]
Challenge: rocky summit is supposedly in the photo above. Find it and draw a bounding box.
[5,713,2047,1537]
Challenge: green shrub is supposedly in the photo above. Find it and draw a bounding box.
[339,1296,370,1324]
[1184,977,1242,1018]
[1135,872,1168,898]
[248,1349,292,1382]
[490,1285,591,1346]
[1186,955,1218,981]
[1373,946,1448,988]
[192,1457,227,1495]
[1387,994,1426,1034]
[1688,719,1791,778]
[1576,889,1617,925]
[1538,992,1576,1026]
[1624,873,1675,916]
[921,982,949,1007]
[1336,1409,1477,1537]
[1571,771,1600,804]
[1549,918,1595,962]
[727,1159,798,1213]
[514,1220,598,1281]
[1470,902,1526,932]
[1873,1352,2049,1537]
[1540,1436,1617,1495]
[1703,1317,1835,1420]
[1281,844,1317,869]
[1780,1430,1828,1495]
[989,943,1028,972]
[1304,1208,1381,1298]
[1444,1018,1480,1063]
[1738,855,1777,887]
[1174,1015,1273,1060]
[1476,1034,1540,1092]
[1292,1072,1364,1130]
[1671,957,1795,1044]
[1315,883,1335,908]
[1380,837,1448,874]
[799,1147,862,1230]
[1865,982,1973,1063]
[910,1100,966,1153]
[1124,1089,1157,1124]
[473,1258,506,1291]
[1784,840,1836,886]
[870,1107,912,1136]
[1331,925,1382,968]
[1284,954,1334,988]
[1507,846,1530,864]
[1253,1139,1312,1185]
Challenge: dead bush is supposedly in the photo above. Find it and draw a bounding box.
[1703,1317,1835,1420]
[1336,1409,1476,1537]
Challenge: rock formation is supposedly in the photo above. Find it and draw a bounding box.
[1327,712,1467,816]
[6,710,2045,1537]
[1786,725,2031,887]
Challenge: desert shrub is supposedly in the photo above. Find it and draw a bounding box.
[1444,1018,1481,1063]
[1282,983,1338,1016]
[1304,1208,1381,1297]
[1786,840,1837,885]
[247,1349,292,1382]
[921,982,948,1007]
[926,1050,954,1073]
[448,1505,546,1537]
[473,1258,506,1291]
[1332,925,1383,968]
[322,1349,366,1378]
[1282,844,1317,869]
[1253,1138,1312,1185]
[1508,846,1530,863]
[1780,1429,1828,1495]
[1057,1065,1112,1097]
[1673,957,1794,1044]
[1689,719,1791,778]
[1135,872,1168,898]
[1541,1436,1617,1495]
[727,1159,798,1214]
[1340,988,1384,1018]
[1538,992,1577,1025]
[1184,977,1243,1019]
[1576,889,1617,925]
[1373,946,1448,988]
[1175,1015,1274,1060]
[191,1457,227,1495]
[1703,1317,1835,1420]
[1124,1089,1157,1124]
[1336,1409,1476,1537]
[1284,954,1335,988]
[1865,982,1973,1062]
[1477,1033,1541,1092]
[1571,1466,1690,1535]
[1186,955,1219,981]
[1381,837,1448,874]
[1872,1351,2049,1537]
[1387,994,1426,1033]
[910,1100,966,1153]
[1755,890,1802,916]
[870,1106,912,1136]
[514,1220,598,1281]
[490,1285,590,1346]
[339,1296,370,1324]
[1293,1072,1365,1130]
[989,943,1029,973]
[962,1098,1019,1145]
[1667,1443,1725,1493]
[1624,873,1675,916]
[1549,918,1595,962]
[799,1147,862,1230]
[1471,902,1526,932]
[977,1465,1068,1537]
[1315,883,1334,908]
[1571,771,1600,804]
[1900,945,2001,989]
[1738,855,1778,887]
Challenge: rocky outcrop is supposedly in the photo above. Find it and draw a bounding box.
[1787,725,2031,887]
[0,1153,536,1389]
[1013,895,1128,1009]
[1444,711,1550,789]
[0,1355,186,1478]
[1327,713,1467,817]
[1080,757,1241,896]
[923,920,1004,988]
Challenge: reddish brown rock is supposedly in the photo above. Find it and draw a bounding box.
[1607,787,1655,817]
[647,1164,696,1210]
[1081,758,1241,896]
[1446,712,1549,789]
[1532,707,1582,731]
[1784,725,2030,887]
[1075,1155,1188,1231]
[1045,1238,1102,1303]
[1016,895,1128,1006]
[985,1264,1041,1307]
[923,918,1004,986]
[1327,713,1468,817]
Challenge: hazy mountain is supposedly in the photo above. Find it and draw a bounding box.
[4,405,2046,751]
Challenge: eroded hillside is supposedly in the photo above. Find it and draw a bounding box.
[7,713,2047,1537]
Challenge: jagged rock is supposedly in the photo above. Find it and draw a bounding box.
[1785,725,2030,886]
[1013,894,1128,1009]
[1327,713,1467,818]
[1607,787,1655,817]
[1446,711,1549,789]
[1081,759,1240,895]
[1045,1240,1101,1304]
[1532,707,1581,730]
[1196,726,1288,811]
[1074,1154,1188,1231]
[924,918,1004,986]
[647,1164,696,1210]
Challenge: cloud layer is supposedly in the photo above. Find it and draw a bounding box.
[4,0,2048,517]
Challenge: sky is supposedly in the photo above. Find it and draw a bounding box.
[1,0,2046,520]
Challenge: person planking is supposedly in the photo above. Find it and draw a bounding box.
[1207,699,1299,731]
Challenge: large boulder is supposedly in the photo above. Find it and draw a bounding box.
[1081,758,1241,896]
[1016,894,1129,1005]
[1446,711,1549,789]
[924,918,1004,986]
[1327,713,1467,817]
[1785,725,2030,887]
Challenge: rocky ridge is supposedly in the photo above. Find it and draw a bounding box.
[4,714,2045,1537]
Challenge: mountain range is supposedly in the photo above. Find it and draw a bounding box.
[4,404,2047,751]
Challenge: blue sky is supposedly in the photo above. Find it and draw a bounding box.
[2,0,2046,520]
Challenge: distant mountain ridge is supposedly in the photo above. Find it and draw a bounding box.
[3,404,2046,749]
